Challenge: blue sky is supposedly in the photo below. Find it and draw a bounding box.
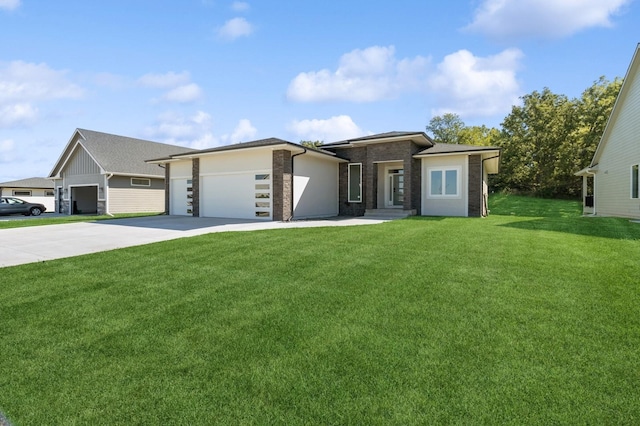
[0,0,638,182]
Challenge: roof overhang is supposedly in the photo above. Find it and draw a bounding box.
[414,148,501,174]
[325,132,434,149]
[146,142,347,164]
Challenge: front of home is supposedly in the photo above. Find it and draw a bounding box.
[576,43,640,219]
[149,132,501,220]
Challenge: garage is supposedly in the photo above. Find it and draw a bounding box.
[200,172,271,220]
[70,185,98,214]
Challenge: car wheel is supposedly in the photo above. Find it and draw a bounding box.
[30,207,43,216]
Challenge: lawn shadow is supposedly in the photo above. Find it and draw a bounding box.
[498,216,640,240]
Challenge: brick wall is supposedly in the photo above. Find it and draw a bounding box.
[272,150,292,221]
[468,154,482,217]
[192,158,200,217]
[330,141,423,216]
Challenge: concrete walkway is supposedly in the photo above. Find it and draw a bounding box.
[0,215,389,268]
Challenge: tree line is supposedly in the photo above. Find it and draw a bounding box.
[426,76,622,198]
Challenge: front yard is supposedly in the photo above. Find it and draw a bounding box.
[1,195,639,424]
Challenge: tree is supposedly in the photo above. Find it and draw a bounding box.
[426,113,465,144]
[300,140,323,150]
[493,77,621,198]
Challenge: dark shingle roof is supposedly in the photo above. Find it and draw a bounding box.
[50,129,196,178]
[416,143,500,156]
[0,177,54,189]
[151,137,343,162]
[322,131,433,147]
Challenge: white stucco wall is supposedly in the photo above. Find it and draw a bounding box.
[293,154,339,219]
[421,155,468,217]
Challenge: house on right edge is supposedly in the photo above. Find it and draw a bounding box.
[576,43,640,219]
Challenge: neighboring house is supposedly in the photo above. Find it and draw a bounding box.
[49,129,194,215]
[148,131,501,220]
[576,44,640,219]
[0,177,55,212]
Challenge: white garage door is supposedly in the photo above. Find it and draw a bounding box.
[200,172,271,219]
[170,178,191,216]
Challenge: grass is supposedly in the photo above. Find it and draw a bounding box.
[0,212,161,229]
[1,195,640,424]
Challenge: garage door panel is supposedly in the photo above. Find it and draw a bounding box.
[201,173,270,219]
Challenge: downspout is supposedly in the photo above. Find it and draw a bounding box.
[289,147,307,221]
[105,173,114,216]
[481,155,500,216]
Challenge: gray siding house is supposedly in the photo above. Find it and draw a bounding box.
[576,44,640,219]
[49,129,193,215]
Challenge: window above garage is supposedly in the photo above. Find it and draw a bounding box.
[131,178,151,187]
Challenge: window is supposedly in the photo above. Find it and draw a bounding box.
[12,190,31,196]
[632,165,639,199]
[428,167,460,197]
[255,173,271,218]
[131,178,150,187]
[348,163,362,203]
[45,190,54,197]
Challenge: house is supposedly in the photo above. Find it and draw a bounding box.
[49,129,194,215]
[147,131,501,220]
[576,44,640,219]
[0,177,55,212]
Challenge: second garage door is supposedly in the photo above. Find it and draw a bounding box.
[200,172,271,220]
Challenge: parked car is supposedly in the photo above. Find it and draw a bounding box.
[0,196,46,216]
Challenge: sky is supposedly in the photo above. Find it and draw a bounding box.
[0,0,639,182]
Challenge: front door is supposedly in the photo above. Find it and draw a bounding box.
[387,169,404,207]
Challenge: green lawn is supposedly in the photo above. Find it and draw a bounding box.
[1,195,640,424]
[0,212,161,230]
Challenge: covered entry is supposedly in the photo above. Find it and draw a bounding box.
[70,185,98,214]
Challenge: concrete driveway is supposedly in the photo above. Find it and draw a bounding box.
[0,215,389,268]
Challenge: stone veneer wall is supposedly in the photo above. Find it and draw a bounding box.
[331,141,422,216]
[164,163,171,215]
[468,154,482,217]
[192,158,200,217]
[272,150,292,221]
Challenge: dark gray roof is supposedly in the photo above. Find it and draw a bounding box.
[152,137,342,161]
[322,131,433,147]
[0,177,54,189]
[50,129,196,178]
[416,143,501,156]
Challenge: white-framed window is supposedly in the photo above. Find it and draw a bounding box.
[348,163,362,203]
[12,190,32,196]
[45,190,55,197]
[255,174,271,217]
[428,167,461,198]
[632,164,639,199]
[131,178,151,187]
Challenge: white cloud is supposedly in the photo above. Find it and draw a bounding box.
[163,83,203,103]
[288,115,366,142]
[138,71,191,89]
[145,111,257,149]
[0,0,20,11]
[0,61,84,128]
[0,103,39,127]
[0,61,84,104]
[465,0,632,40]
[231,2,250,12]
[286,46,429,103]
[0,139,15,163]
[217,17,254,40]
[428,48,523,118]
[230,118,257,143]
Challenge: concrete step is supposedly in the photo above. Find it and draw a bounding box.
[364,209,416,219]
